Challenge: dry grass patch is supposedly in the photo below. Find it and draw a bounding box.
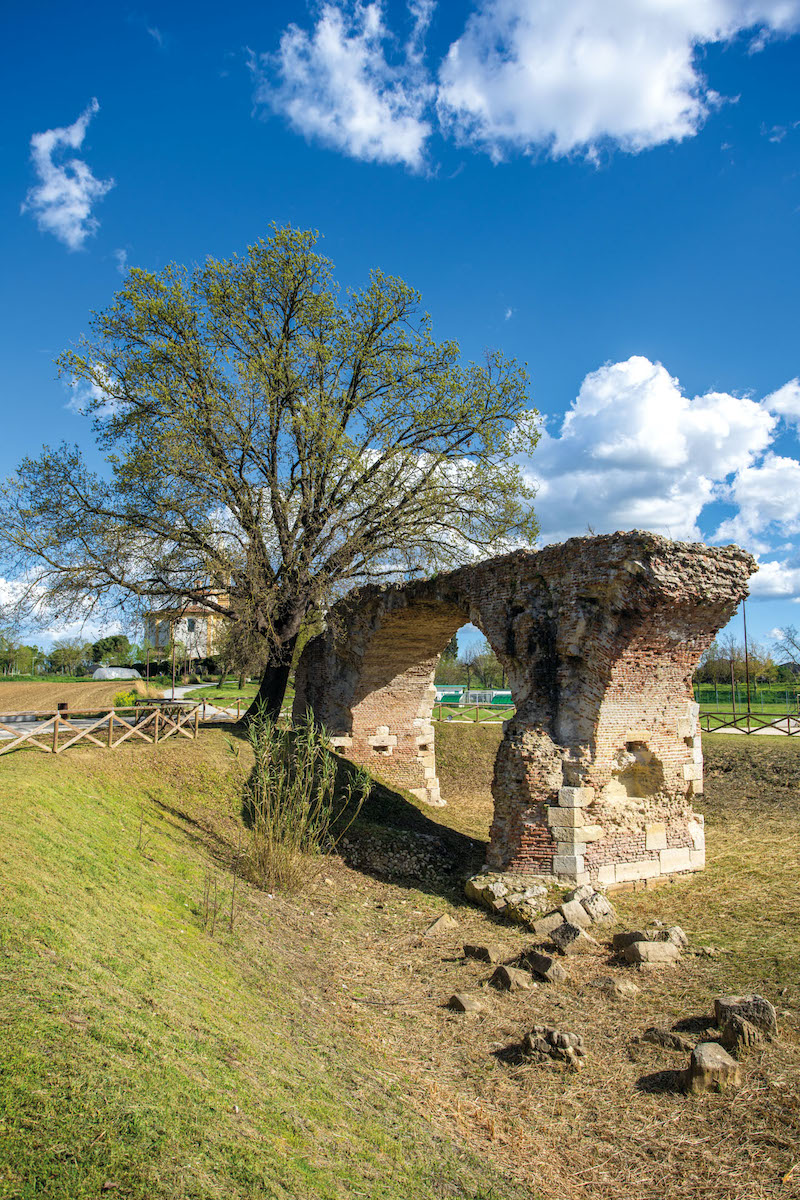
[0,680,160,713]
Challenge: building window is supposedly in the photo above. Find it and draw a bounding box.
[187,618,196,633]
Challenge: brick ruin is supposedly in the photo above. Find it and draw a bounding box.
[294,532,756,885]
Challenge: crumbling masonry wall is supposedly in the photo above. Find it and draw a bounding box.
[294,532,755,885]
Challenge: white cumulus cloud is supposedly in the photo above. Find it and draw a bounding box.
[764,377,800,428]
[748,560,800,600]
[260,0,800,167]
[251,1,433,169]
[22,99,114,251]
[525,355,777,545]
[715,453,800,547]
[437,0,800,161]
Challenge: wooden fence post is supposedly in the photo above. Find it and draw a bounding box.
[194,706,199,739]
[154,711,160,744]
[107,710,114,748]
[52,712,60,754]
[237,698,241,721]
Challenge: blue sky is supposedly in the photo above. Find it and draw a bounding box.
[2,0,799,651]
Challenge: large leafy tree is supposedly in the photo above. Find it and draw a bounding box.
[1,228,539,719]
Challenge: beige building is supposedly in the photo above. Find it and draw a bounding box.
[144,594,229,661]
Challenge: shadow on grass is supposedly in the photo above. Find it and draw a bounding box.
[635,1068,686,1095]
[233,723,486,903]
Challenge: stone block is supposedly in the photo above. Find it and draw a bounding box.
[550,922,601,956]
[463,943,502,964]
[686,1042,741,1095]
[612,930,651,951]
[532,910,565,938]
[523,950,567,983]
[596,864,616,886]
[563,885,594,903]
[557,841,586,857]
[552,854,585,877]
[659,847,692,873]
[448,992,485,1014]
[577,824,604,843]
[547,807,583,827]
[557,786,594,808]
[683,763,702,782]
[615,859,660,883]
[688,819,705,850]
[623,940,680,965]
[490,964,533,991]
[689,848,705,871]
[645,822,667,851]
[714,994,777,1038]
[558,899,592,929]
[581,892,616,924]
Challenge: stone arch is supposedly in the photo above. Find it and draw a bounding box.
[294,532,755,885]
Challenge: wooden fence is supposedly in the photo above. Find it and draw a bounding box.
[432,701,515,723]
[0,704,200,757]
[699,711,800,736]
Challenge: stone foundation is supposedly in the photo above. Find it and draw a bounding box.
[294,532,755,884]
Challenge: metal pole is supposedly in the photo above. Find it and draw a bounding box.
[742,601,752,716]
[730,659,737,723]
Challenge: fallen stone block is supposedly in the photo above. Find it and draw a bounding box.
[550,922,601,956]
[595,976,640,1000]
[463,943,502,964]
[490,964,534,992]
[612,930,651,952]
[532,910,565,938]
[721,1013,762,1053]
[686,1042,742,1095]
[640,1026,694,1052]
[425,914,459,936]
[665,925,689,949]
[448,992,485,1014]
[559,899,593,929]
[623,940,680,966]
[523,950,568,984]
[581,891,617,925]
[714,994,777,1039]
[563,884,594,904]
[505,897,547,928]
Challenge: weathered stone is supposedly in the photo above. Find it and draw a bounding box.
[721,1013,762,1053]
[580,892,617,924]
[523,1024,586,1064]
[424,914,458,936]
[686,1042,742,1095]
[559,899,593,929]
[664,925,689,949]
[448,992,485,1014]
[550,922,600,956]
[595,976,640,1000]
[463,943,502,964]
[505,897,548,928]
[623,940,680,965]
[532,910,566,938]
[714,994,778,1039]
[294,533,754,883]
[563,884,594,904]
[612,930,651,951]
[490,964,534,991]
[523,950,568,983]
[640,1026,694,1052]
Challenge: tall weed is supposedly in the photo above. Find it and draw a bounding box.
[236,710,370,892]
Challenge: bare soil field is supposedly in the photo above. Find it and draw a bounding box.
[0,680,148,712]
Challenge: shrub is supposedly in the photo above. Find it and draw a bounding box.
[236,710,370,892]
[113,689,138,708]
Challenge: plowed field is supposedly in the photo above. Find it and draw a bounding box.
[0,681,143,713]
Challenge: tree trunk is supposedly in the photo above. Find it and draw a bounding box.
[243,638,297,725]
[238,672,246,690]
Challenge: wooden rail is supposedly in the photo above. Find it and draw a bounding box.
[700,711,800,736]
[0,704,200,757]
[432,701,515,723]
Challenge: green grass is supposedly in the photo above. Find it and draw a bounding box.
[0,735,520,1200]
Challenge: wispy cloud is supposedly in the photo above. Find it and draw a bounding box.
[21,99,114,251]
[114,248,128,275]
[147,25,164,47]
[250,1,434,170]
[504,306,513,321]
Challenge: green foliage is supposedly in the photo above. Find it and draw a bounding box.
[92,633,132,663]
[236,711,370,892]
[1,227,539,718]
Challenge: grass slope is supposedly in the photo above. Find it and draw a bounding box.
[0,735,519,1200]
